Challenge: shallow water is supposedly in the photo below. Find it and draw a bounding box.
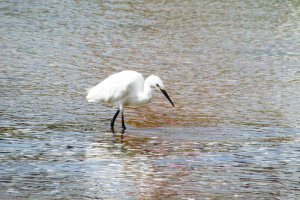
[1,0,299,199]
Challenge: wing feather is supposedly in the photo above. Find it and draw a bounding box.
[86,71,144,105]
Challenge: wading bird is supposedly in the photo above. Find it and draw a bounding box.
[86,70,175,139]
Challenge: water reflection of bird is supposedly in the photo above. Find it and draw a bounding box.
[86,70,175,139]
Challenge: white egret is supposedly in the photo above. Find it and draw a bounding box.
[86,70,175,138]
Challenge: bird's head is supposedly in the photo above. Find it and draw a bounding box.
[146,75,174,107]
[147,75,164,89]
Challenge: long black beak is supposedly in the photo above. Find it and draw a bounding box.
[160,89,175,107]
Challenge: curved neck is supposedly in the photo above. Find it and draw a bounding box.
[137,80,154,104]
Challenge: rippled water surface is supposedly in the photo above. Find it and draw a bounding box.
[1,0,299,199]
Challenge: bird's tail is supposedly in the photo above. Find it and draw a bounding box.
[86,87,98,102]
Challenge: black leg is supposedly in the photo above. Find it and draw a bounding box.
[121,111,126,140]
[111,109,120,134]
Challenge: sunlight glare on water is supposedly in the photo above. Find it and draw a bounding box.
[0,0,299,199]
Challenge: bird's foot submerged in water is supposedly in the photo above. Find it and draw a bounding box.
[111,127,115,135]
[110,128,126,143]
[120,127,126,142]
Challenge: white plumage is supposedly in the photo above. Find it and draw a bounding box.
[87,71,145,105]
[86,70,174,138]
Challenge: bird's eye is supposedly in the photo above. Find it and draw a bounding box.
[156,84,160,88]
